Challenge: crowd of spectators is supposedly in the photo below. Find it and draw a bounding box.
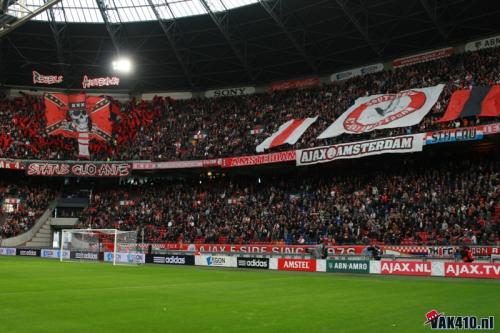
[0,180,58,238]
[77,155,499,246]
[0,47,499,161]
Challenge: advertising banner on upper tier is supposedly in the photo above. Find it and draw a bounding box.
[465,34,500,52]
[205,86,256,98]
[297,134,425,166]
[270,77,320,92]
[330,63,384,82]
[392,47,454,68]
[26,162,131,177]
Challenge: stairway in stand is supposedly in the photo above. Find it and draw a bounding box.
[25,220,53,248]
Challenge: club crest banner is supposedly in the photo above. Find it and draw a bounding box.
[318,84,444,138]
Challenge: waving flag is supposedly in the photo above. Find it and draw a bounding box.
[256,116,317,153]
[437,86,500,122]
[318,84,444,139]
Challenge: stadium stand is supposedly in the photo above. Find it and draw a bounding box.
[0,47,499,161]
[0,180,58,238]
[71,154,499,246]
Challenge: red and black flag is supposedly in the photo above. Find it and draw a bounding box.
[438,85,500,122]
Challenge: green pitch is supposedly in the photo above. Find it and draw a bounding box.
[0,257,498,333]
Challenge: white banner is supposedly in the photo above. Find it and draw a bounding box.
[370,261,381,274]
[465,35,500,52]
[431,261,445,277]
[40,249,70,259]
[297,134,425,166]
[0,247,16,256]
[256,117,317,153]
[330,63,384,82]
[318,84,444,139]
[205,86,255,98]
[195,255,237,267]
[104,252,145,264]
[316,259,327,272]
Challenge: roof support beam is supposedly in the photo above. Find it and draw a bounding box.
[334,0,383,57]
[46,2,69,80]
[0,0,62,39]
[95,0,126,54]
[147,0,193,87]
[198,0,256,82]
[258,0,317,73]
[419,0,448,42]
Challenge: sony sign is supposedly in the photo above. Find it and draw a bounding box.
[205,86,256,98]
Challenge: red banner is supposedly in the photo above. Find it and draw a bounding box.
[481,122,500,135]
[26,162,131,177]
[278,258,317,272]
[0,160,23,170]
[381,261,432,276]
[326,245,500,257]
[392,47,454,68]
[270,77,320,92]
[444,263,500,279]
[191,244,314,254]
[221,151,296,168]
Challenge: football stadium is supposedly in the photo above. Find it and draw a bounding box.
[0,0,499,332]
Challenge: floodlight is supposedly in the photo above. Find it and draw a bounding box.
[112,57,133,73]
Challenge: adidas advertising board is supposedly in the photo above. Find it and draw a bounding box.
[16,248,41,257]
[70,251,99,260]
[145,254,194,265]
[237,257,269,269]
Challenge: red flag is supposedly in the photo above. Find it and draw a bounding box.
[438,85,500,122]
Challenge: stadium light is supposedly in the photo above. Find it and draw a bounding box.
[112,57,133,73]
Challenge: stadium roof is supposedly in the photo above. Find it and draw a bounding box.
[7,0,260,23]
[0,0,499,92]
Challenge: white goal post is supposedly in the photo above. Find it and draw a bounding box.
[60,229,143,265]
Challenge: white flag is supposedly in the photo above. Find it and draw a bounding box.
[318,84,444,139]
[77,132,90,158]
[256,116,318,153]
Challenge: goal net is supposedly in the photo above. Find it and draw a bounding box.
[60,229,143,265]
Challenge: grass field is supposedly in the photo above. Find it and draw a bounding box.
[0,257,498,333]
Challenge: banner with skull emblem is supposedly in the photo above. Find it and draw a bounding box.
[44,93,112,158]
